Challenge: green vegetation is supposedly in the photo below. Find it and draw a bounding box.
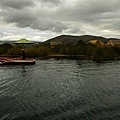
[6,45,51,58]
[0,40,120,62]
[0,43,13,55]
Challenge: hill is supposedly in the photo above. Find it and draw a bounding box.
[44,35,110,45]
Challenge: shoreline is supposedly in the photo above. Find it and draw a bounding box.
[1,54,120,62]
[39,54,120,62]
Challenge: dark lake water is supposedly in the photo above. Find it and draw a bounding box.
[0,59,120,120]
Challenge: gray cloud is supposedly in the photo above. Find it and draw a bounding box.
[0,0,34,9]
[81,0,120,14]
[68,28,85,34]
[39,0,63,5]
[0,0,120,38]
[61,0,120,22]
[1,7,37,24]
[0,0,67,32]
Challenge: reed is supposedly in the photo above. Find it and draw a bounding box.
[0,43,119,61]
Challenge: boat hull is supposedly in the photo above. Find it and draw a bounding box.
[1,60,35,65]
[0,57,35,65]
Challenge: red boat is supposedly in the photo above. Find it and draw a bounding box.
[0,57,35,65]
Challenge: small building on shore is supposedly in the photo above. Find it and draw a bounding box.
[107,40,120,47]
[88,40,105,47]
[13,39,34,47]
[50,41,63,48]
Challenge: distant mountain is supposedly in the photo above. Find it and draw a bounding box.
[0,35,119,45]
[0,39,42,44]
[44,35,111,45]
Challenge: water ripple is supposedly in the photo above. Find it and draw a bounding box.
[0,60,120,120]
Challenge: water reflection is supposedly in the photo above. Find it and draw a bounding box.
[21,66,27,77]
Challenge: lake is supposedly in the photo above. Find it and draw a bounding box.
[0,59,120,120]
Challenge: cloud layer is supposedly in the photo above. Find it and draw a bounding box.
[0,0,120,41]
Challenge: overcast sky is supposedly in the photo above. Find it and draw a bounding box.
[0,0,120,41]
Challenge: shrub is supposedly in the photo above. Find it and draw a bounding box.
[0,43,13,55]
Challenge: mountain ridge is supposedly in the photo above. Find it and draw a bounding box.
[44,35,120,44]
